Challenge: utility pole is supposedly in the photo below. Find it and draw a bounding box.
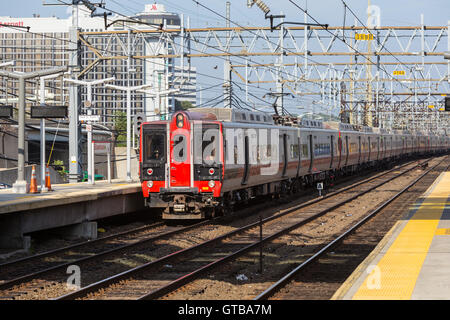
[276,11,285,115]
[366,0,373,127]
[0,66,67,193]
[224,2,232,108]
[64,77,115,184]
[68,1,81,183]
[105,84,152,182]
[39,72,66,192]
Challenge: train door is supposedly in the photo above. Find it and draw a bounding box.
[368,136,371,161]
[296,135,301,177]
[358,136,362,164]
[169,131,191,187]
[282,134,288,177]
[242,135,250,185]
[401,137,405,156]
[330,135,334,168]
[308,134,314,172]
[345,136,349,166]
[376,137,380,161]
[337,134,342,168]
[390,137,393,158]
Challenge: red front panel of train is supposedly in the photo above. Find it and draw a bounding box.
[169,114,191,187]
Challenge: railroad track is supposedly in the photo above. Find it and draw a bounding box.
[0,221,165,283]
[0,157,420,300]
[0,219,212,299]
[255,155,449,300]
[52,157,435,300]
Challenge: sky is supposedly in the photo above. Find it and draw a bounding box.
[1,0,449,116]
[2,0,449,27]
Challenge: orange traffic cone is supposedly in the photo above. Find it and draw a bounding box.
[45,164,52,191]
[29,165,38,194]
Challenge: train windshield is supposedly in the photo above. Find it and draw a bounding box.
[193,123,221,165]
[143,130,166,162]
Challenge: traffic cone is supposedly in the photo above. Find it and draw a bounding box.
[45,164,52,191]
[29,165,38,194]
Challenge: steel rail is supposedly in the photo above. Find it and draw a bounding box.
[0,159,392,292]
[56,158,429,300]
[0,220,209,291]
[0,221,165,269]
[254,156,449,300]
[138,158,434,300]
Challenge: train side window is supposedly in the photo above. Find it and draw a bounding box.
[291,144,299,159]
[301,144,308,157]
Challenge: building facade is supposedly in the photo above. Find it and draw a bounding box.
[0,3,197,127]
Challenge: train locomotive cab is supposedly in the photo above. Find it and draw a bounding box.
[140,111,223,220]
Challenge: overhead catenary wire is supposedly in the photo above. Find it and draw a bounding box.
[0,2,329,115]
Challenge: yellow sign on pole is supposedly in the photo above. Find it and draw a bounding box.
[393,70,406,76]
[355,33,374,41]
[428,105,435,109]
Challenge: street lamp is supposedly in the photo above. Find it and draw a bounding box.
[0,66,67,193]
[63,77,115,184]
[0,60,15,68]
[105,83,152,182]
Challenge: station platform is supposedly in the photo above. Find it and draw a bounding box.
[0,180,145,249]
[333,171,450,300]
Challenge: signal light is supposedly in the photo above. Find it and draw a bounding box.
[176,113,184,128]
[134,112,145,135]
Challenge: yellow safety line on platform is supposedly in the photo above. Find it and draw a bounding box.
[435,228,450,235]
[352,172,450,300]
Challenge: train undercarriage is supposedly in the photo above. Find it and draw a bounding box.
[145,155,412,220]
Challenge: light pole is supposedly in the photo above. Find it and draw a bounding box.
[0,66,68,193]
[63,77,115,184]
[39,72,66,192]
[105,83,152,182]
[139,78,185,120]
[0,60,15,68]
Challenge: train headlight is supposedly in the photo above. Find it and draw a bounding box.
[147,181,153,188]
[147,168,153,175]
[208,180,215,188]
[209,168,215,175]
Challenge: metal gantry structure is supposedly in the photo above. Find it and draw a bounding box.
[75,18,450,132]
[0,3,449,186]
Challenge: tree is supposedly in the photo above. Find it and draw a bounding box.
[175,100,194,111]
[114,110,126,147]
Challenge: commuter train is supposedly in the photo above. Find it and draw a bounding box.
[139,108,450,219]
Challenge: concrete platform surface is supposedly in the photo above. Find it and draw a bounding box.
[333,171,450,300]
[0,179,141,214]
[0,179,146,249]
